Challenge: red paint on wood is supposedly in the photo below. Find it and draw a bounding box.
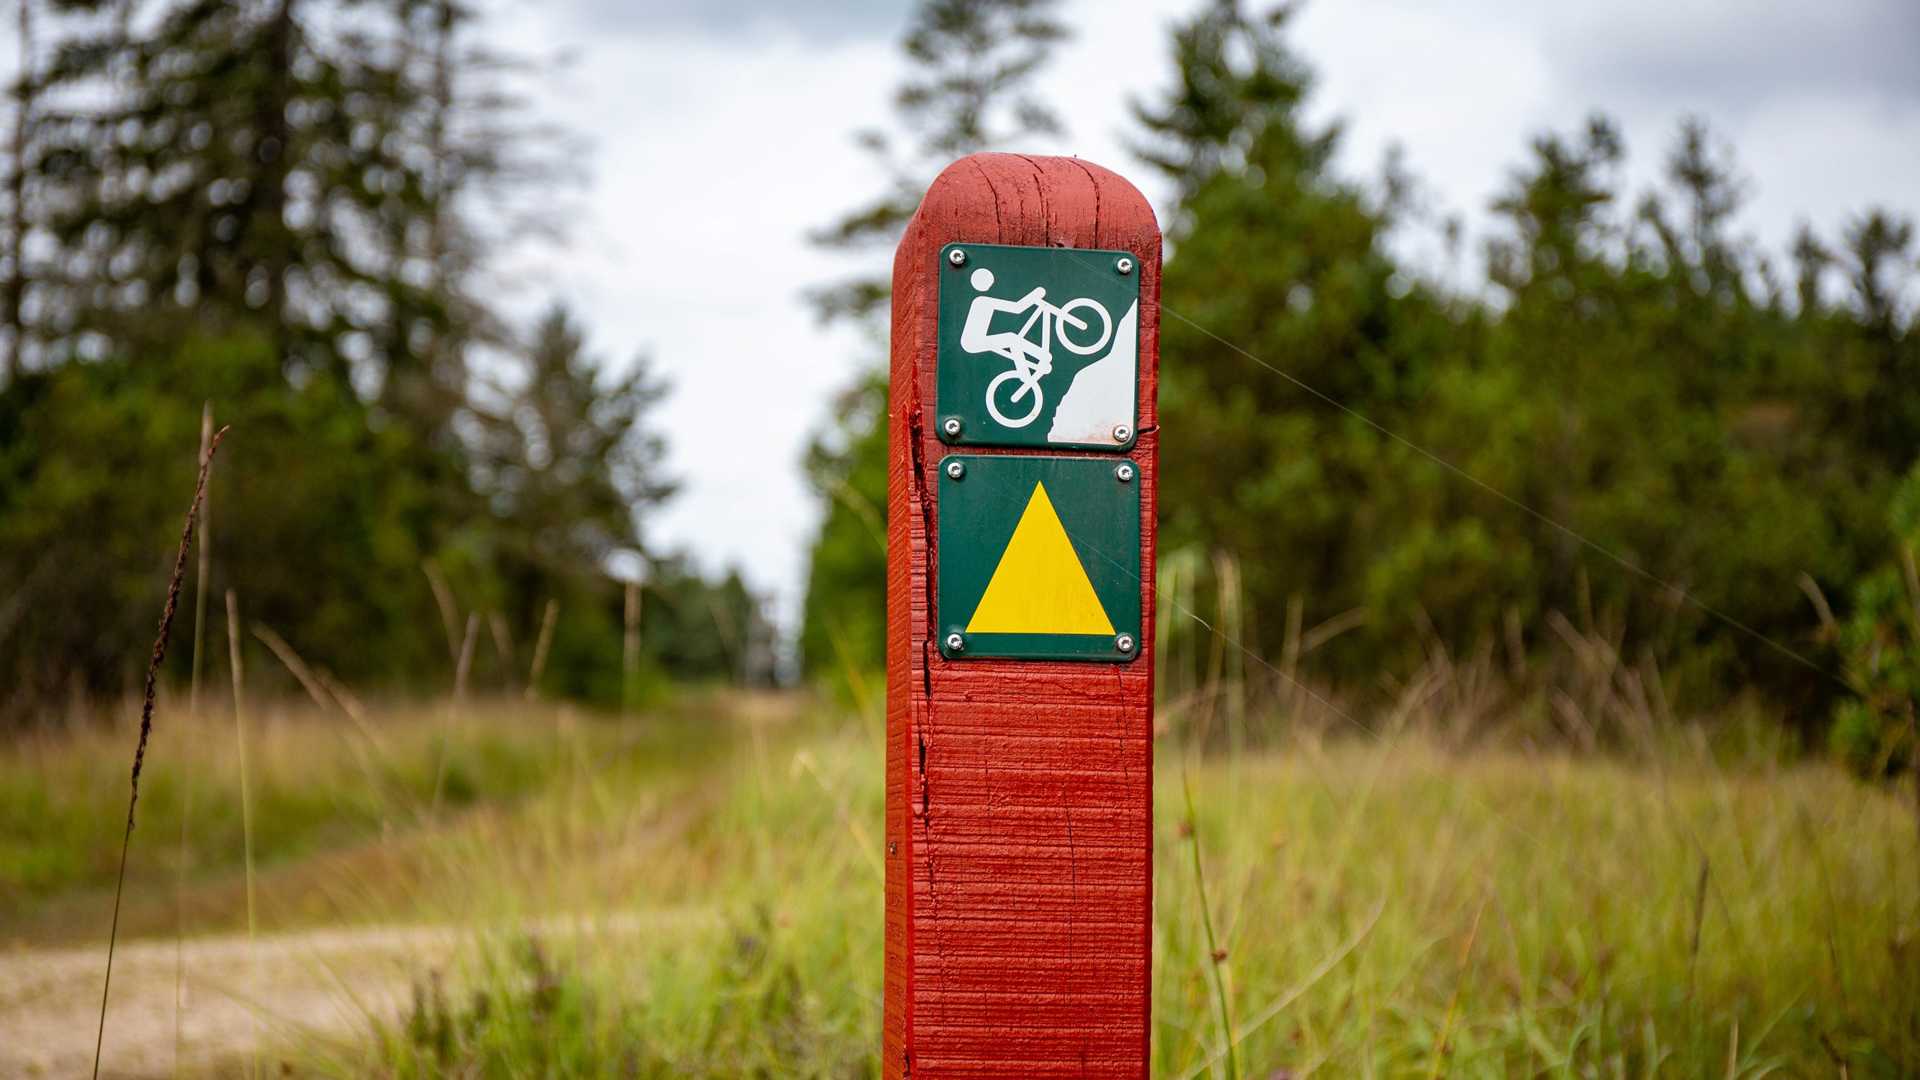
[885,153,1161,1078]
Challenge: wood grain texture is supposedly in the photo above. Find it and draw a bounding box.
[885,153,1161,1078]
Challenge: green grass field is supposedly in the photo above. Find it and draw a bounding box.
[3,693,1916,1077]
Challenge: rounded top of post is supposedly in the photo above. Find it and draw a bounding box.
[902,153,1160,259]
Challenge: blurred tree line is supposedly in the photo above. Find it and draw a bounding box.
[0,0,773,722]
[799,0,1918,764]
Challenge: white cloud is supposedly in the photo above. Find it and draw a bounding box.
[558,0,909,44]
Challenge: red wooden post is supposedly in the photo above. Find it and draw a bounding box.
[885,153,1161,1077]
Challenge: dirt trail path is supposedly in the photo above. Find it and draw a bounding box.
[0,911,705,1079]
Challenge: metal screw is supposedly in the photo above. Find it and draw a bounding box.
[1115,463,1135,483]
[1116,633,1136,654]
[1113,423,1133,442]
[1115,256,1135,275]
[945,460,965,480]
[941,416,963,437]
[948,248,968,267]
[945,632,966,653]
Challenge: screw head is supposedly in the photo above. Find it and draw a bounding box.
[1115,463,1135,483]
[947,247,968,267]
[945,460,965,480]
[1113,423,1133,443]
[941,416,963,438]
[1116,633,1136,654]
[1115,256,1135,275]
[944,632,966,653]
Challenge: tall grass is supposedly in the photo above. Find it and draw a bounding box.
[192,695,1906,1078]
[1180,767,1238,1080]
[0,697,666,937]
[1155,737,1917,1075]
[7,687,1915,1076]
[336,705,1917,1077]
[226,589,260,1080]
[322,703,884,1078]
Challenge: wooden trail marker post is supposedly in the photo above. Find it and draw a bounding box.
[885,153,1161,1077]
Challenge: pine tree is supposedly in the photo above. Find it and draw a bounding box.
[1842,210,1915,335]
[376,0,560,454]
[1130,0,1315,215]
[1833,209,1919,475]
[473,304,675,582]
[31,0,546,399]
[36,0,305,363]
[26,0,566,564]
[466,304,679,704]
[2,0,38,383]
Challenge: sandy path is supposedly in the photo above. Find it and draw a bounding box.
[0,911,707,1079]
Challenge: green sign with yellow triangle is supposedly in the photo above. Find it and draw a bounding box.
[937,454,1141,662]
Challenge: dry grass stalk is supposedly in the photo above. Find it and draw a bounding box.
[313,665,370,726]
[251,623,332,712]
[422,558,462,665]
[454,613,478,702]
[1503,606,1527,683]
[623,580,640,714]
[188,403,214,716]
[1181,768,1239,1080]
[1300,607,1367,656]
[1426,892,1489,1079]
[526,598,558,699]
[430,615,480,817]
[488,611,516,687]
[1909,700,1919,848]
[226,589,259,1080]
[1903,544,1920,635]
[252,622,385,773]
[1799,572,1839,642]
[1213,552,1246,755]
[1280,592,1303,683]
[92,422,228,1080]
[1687,855,1711,1002]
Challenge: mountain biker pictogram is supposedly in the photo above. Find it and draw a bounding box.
[959,267,1113,429]
[935,242,1140,449]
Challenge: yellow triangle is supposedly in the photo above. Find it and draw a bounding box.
[966,482,1115,635]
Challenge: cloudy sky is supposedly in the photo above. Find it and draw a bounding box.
[490,0,1920,630]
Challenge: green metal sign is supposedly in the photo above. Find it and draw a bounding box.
[937,454,1141,662]
[936,242,1140,451]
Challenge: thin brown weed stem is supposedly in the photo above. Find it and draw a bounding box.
[92,422,228,1080]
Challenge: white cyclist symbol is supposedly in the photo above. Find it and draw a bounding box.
[958,267,1113,428]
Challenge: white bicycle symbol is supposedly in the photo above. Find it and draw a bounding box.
[959,267,1113,428]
